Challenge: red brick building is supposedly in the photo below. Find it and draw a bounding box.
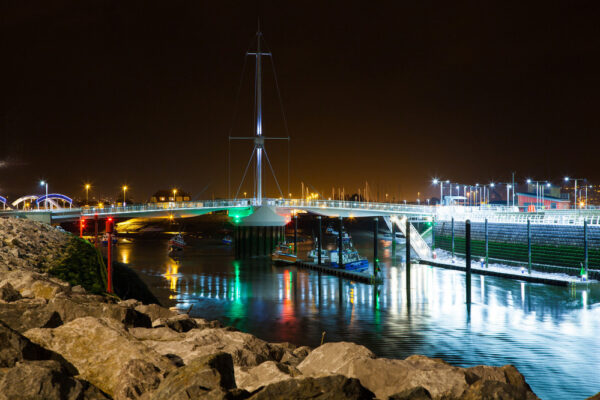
[516,192,570,211]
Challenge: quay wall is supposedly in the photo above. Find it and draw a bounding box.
[433,221,600,277]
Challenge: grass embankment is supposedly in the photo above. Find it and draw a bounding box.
[47,237,160,304]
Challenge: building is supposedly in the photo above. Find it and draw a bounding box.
[150,190,191,203]
[516,192,570,211]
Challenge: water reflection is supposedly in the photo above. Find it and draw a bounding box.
[119,237,600,400]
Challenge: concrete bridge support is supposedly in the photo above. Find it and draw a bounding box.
[234,206,287,259]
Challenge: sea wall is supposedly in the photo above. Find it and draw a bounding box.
[0,217,550,399]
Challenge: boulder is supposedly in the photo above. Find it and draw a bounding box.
[460,379,529,400]
[586,394,600,400]
[47,296,151,328]
[165,314,198,332]
[25,316,174,397]
[0,301,63,333]
[135,304,178,322]
[138,327,287,367]
[236,361,301,392]
[297,343,469,400]
[1,270,70,299]
[150,352,236,400]
[114,359,164,400]
[0,282,22,302]
[0,320,65,368]
[247,375,375,400]
[389,386,432,400]
[0,360,109,400]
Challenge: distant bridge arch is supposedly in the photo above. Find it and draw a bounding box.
[12,195,39,209]
[36,194,73,209]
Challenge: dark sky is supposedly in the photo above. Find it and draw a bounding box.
[2,1,600,202]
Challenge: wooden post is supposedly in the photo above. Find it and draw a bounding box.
[391,217,396,257]
[294,214,298,255]
[338,217,344,267]
[451,217,455,259]
[485,218,489,268]
[373,217,379,278]
[527,219,532,274]
[94,214,99,247]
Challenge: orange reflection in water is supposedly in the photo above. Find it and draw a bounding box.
[163,262,180,293]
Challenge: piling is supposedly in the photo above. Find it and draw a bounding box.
[338,217,344,267]
[431,218,436,250]
[405,218,411,295]
[584,220,588,274]
[527,219,532,274]
[451,217,455,259]
[317,216,322,265]
[79,217,84,238]
[106,218,113,294]
[391,217,396,257]
[293,214,298,254]
[485,218,489,268]
[466,219,471,305]
[373,217,379,279]
[94,214,99,248]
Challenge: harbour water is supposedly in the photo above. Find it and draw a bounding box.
[117,231,600,400]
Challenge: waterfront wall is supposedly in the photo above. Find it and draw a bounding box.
[434,220,600,276]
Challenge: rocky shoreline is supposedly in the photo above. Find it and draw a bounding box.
[0,217,582,399]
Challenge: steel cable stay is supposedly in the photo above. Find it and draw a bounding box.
[262,147,284,198]
[234,146,257,200]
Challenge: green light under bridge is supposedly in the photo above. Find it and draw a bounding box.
[228,207,253,224]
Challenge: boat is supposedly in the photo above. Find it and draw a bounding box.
[271,243,298,265]
[325,224,338,235]
[101,233,118,246]
[168,233,186,253]
[329,241,369,271]
[307,238,329,263]
[222,235,233,245]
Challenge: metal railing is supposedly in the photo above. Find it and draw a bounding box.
[393,217,432,259]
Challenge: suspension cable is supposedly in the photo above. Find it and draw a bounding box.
[262,147,284,198]
[235,146,257,200]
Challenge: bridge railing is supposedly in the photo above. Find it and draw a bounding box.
[435,208,600,226]
[271,199,436,215]
[79,199,253,216]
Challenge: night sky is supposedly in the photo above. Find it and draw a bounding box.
[2,1,600,203]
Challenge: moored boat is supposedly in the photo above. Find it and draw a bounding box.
[222,235,233,245]
[168,233,186,253]
[271,243,297,264]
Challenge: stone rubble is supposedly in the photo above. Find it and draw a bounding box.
[0,217,550,399]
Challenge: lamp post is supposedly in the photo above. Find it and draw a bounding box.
[40,180,48,209]
[85,184,90,205]
[172,188,178,202]
[122,186,128,207]
[506,184,512,207]
[565,177,586,209]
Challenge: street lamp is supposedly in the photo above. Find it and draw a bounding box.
[122,186,128,206]
[432,178,449,205]
[506,184,512,207]
[40,180,48,209]
[564,177,586,209]
[85,184,90,205]
[172,188,178,202]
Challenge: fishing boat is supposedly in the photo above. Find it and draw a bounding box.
[222,235,233,245]
[307,238,329,263]
[271,243,297,265]
[329,242,369,271]
[168,233,186,253]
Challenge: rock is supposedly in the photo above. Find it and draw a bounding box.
[47,296,151,328]
[0,360,109,400]
[236,361,301,392]
[71,285,86,294]
[389,386,432,400]
[136,304,178,322]
[25,316,174,397]
[298,343,468,400]
[0,320,63,368]
[0,301,63,333]
[194,318,224,329]
[165,314,197,332]
[151,352,236,400]
[114,359,164,400]
[0,282,22,302]
[1,270,69,300]
[119,298,142,308]
[464,364,539,399]
[460,379,528,400]
[247,375,375,400]
[138,327,287,367]
[586,394,600,400]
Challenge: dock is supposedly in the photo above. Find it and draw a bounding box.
[294,261,383,284]
[419,258,596,287]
